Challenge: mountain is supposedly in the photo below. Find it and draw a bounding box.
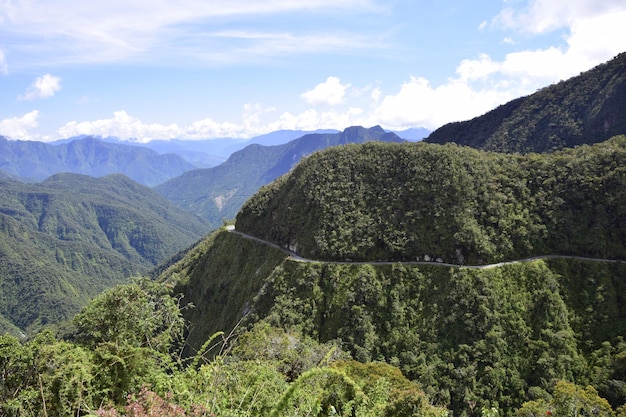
[0,136,197,186]
[425,52,626,153]
[137,130,341,166]
[136,137,242,166]
[158,138,626,416]
[247,129,340,146]
[237,138,626,263]
[0,169,23,181]
[390,127,430,141]
[154,125,405,227]
[0,173,211,336]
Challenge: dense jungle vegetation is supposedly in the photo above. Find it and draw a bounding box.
[149,136,626,416]
[0,173,211,336]
[237,136,626,265]
[2,134,626,416]
[0,278,450,417]
[160,227,626,417]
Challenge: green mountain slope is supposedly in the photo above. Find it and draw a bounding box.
[159,138,626,416]
[0,136,196,186]
[154,126,405,227]
[425,52,626,153]
[0,173,211,336]
[237,138,626,264]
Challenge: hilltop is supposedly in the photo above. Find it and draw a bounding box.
[425,52,626,153]
[237,138,626,264]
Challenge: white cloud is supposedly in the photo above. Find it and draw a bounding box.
[8,1,626,141]
[370,76,510,131]
[301,77,351,106]
[566,10,626,63]
[456,53,500,82]
[57,110,268,141]
[0,49,7,74]
[493,0,625,34]
[0,111,40,139]
[18,74,62,101]
[0,0,383,67]
[267,107,366,132]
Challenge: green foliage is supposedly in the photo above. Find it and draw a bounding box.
[426,52,626,153]
[159,229,290,356]
[160,134,626,416]
[236,137,626,264]
[517,380,615,417]
[168,224,626,416]
[73,277,184,353]
[0,173,211,335]
[3,296,440,416]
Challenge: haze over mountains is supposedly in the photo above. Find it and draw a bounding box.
[0,136,195,186]
[0,127,428,186]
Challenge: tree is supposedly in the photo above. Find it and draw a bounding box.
[73,277,184,354]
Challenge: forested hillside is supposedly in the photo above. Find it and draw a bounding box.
[155,125,404,227]
[425,52,626,153]
[237,137,626,264]
[1,139,625,417]
[152,138,626,416]
[0,173,211,336]
[161,231,625,417]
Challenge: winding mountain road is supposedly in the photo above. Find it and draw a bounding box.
[226,226,626,269]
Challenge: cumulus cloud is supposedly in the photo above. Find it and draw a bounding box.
[367,4,626,131]
[0,111,40,139]
[301,77,351,106]
[370,77,509,131]
[57,110,266,142]
[18,74,62,101]
[8,0,626,141]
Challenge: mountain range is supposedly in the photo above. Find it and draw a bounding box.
[154,125,406,227]
[0,136,196,186]
[0,50,625,417]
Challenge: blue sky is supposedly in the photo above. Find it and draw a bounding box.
[1,0,626,142]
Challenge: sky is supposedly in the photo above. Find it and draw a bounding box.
[1,0,626,142]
